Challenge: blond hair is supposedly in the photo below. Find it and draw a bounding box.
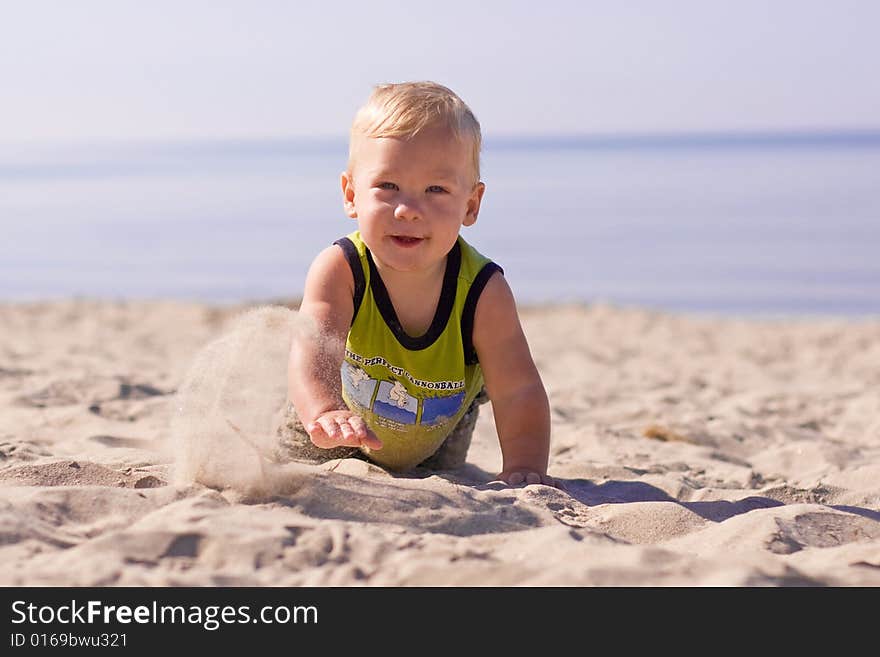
[348,81,482,182]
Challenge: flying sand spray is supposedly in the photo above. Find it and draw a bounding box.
[169,305,313,497]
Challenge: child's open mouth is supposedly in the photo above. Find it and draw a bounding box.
[390,235,424,247]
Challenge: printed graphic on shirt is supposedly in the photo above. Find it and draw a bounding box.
[342,352,468,431]
[345,349,464,392]
[374,380,418,425]
[420,391,466,426]
[342,361,378,410]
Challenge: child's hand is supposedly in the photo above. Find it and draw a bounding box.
[494,469,559,488]
[306,410,383,451]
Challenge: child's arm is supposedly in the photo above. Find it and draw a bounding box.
[473,271,554,487]
[288,246,382,451]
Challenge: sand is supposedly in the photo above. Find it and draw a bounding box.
[0,298,878,586]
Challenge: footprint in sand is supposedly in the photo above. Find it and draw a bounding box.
[90,382,172,421]
[0,367,34,379]
[17,377,171,411]
[0,439,53,462]
[767,512,880,554]
[88,435,156,449]
[0,460,166,489]
[15,377,119,407]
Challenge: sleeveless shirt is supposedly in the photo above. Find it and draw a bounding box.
[333,230,502,470]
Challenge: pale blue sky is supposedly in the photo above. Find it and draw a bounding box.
[2,0,879,143]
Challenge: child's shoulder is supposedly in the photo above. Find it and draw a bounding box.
[305,242,355,291]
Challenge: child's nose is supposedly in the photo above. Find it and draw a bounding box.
[393,198,421,221]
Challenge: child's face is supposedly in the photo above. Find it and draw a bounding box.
[341,126,484,276]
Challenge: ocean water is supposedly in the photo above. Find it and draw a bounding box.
[2,133,879,317]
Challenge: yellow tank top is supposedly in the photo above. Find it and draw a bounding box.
[334,231,502,470]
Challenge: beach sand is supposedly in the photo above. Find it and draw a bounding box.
[1,298,878,586]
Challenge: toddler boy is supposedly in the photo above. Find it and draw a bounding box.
[286,81,553,487]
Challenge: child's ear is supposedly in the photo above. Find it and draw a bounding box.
[341,171,358,219]
[463,181,485,227]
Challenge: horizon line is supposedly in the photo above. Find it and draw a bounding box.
[4,126,880,151]
[486,127,880,151]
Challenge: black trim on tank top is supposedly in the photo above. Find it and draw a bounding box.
[333,237,366,325]
[365,240,462,350]
[462,262,504,365]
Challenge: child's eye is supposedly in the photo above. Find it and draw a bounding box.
[426,185,447,193]
[377,182,398,191]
